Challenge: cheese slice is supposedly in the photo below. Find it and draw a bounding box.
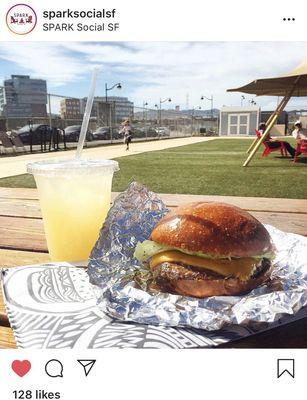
[150,251,258,281]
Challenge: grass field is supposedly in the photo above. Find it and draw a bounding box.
[0,139,306,198]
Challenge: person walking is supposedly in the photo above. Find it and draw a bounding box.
[120,119,133,151]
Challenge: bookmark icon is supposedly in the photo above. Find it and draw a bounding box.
[277,359,295,378]
[77,360,96,377]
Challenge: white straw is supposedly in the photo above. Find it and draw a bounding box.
[76,67,100,159]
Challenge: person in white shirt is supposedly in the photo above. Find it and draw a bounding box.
[292,121,307,142]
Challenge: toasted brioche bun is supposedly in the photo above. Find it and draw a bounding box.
[150,202,272,258]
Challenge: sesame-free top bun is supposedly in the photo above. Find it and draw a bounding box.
[150,202,272,258]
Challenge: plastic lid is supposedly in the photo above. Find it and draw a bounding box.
[27,158,119,176]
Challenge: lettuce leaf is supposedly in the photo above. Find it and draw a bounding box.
[133,240,274,262]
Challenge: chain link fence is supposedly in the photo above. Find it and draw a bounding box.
[0,90,219,154]
[132,106,218,138]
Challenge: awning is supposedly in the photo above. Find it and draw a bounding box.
[227,60,307,97]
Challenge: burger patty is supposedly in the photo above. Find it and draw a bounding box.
[152,257,271,296]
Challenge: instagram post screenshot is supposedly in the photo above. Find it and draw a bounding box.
[0,0,305,399]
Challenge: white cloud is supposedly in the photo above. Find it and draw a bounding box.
[0,42,91,87]
[1,41,307,110]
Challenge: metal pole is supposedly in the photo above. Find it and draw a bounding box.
[246,94,292,154]
[105,83,108,126]
[145,104,148,140]
[110,101,113,143]
[242,79,299,167]
[29,120,33,153]
[246,97,285,154]
[48,93,52,128]
[243,113,280,167]
[96,101,100,127]
[48,93,53,151]
[191,109,194,135]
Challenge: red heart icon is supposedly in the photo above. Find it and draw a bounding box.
[11,360,31,377]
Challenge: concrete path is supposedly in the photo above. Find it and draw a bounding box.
[0,137,214,178]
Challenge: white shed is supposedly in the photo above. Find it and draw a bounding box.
[219,106,260,136]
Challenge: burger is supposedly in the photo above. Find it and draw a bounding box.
[134,202,274,298]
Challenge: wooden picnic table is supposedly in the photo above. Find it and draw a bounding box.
[0,187,306,348]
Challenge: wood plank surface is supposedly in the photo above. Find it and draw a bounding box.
[1,188,307,213]
[251,211,307,236]
[0,187,38,200]
[160,193,307,214]
[0,216,47,252]
[0,198,41,219]
[0,326,16,349]
[0,210,306,257]
[0,248,50,268]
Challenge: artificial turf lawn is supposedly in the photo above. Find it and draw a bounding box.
[0,139,306,198]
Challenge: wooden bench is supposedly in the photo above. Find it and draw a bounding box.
[1,187,307,348]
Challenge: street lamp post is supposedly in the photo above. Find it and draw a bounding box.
[154,104,159,124]
[191,106,201,136]
[143,101,148,121]
[28,119,33,153]
[201,94,214,119]
[105,82,122,126]
[159,97,171,125]
[142,101,148,139]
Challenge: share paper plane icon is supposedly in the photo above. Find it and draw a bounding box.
[77,360,96,377]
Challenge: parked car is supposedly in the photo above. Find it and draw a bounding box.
[15,124,52,145]
[95,127,122,140]
[64,125,93,142]
[155,127,170,136]
[131,127,147,138]
[147,127,159,137]
[92,127,111,140]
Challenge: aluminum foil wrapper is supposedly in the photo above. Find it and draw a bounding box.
[88,182,307,331]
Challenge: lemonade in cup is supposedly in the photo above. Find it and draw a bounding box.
[27,158,119,262]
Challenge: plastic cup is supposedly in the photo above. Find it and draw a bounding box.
[27,158,119,262]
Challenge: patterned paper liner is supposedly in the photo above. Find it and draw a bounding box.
[2,264,306,349]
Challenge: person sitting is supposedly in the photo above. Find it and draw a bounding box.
[292,120,307,142]
[292,120,307,158]
[258,122,296,158]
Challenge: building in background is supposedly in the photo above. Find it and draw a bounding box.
[0,75,47,118]
[60,98,82,120]
[80,96,134,125]
[0,87,5,115]
[105,96,134,123]
[219,106,260,136]
[97,96,134,123]
[260,110,288,135]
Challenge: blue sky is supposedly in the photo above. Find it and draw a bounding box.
[1,41,307,111]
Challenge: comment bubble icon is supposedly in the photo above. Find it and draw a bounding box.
[45,359,64,378]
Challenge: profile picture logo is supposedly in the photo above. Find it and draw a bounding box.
[6,4,37,35]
